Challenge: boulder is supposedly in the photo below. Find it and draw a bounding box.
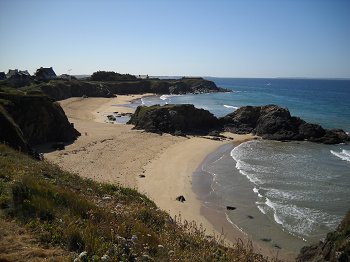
[219,105,350,144]
[127,104,218,135]
[176,195,186,202]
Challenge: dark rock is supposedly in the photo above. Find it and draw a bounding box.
[261,238,271,242]
[227,206,236,210]
[51,142,65,150]
[127,103,349,145]
[0,94,80,145]
[273,245,282,249]
[176,195,186,202]
[219,105,350,145]
[173,130,186,137]
[127,104,218,136]
[208,130,226,138]
[107,115,116,121]
[40,81,113,100]
[296,208,350,262]
[0,104,33,154]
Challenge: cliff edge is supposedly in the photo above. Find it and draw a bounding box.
[296,209,350,262]
[0,93,80,153]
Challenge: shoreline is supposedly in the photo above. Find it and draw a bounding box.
[35,95,289,260]
[136,133,266,250]
[191,141,297,261]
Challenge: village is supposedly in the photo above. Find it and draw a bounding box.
[0,67,76,87]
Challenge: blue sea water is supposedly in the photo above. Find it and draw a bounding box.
[139,78,350,256]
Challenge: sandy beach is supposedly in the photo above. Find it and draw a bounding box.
[34,95,273,256]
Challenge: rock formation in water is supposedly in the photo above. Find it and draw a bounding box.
[218,105,350,144]
[127,104,218,136]
[127,104,350,145]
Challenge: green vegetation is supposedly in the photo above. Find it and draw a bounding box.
[90,71,137,81]
[133,104,175,120]
[0,144,280,261]
[327,209,350,253]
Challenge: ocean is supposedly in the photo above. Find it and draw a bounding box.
[129,78,350,256]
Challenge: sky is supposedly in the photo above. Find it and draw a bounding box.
[1,0,349,78]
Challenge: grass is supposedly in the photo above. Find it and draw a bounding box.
[0,144,283,261]
[133,104,176,120]
[326,208,350,253]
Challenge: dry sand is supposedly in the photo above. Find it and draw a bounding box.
[35,94,185,187]
[35,95,271,255]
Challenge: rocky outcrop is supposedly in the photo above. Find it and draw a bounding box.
[0,104,33,154]
[296,209,350,262]
[127,104,218,135]
[166,79,227,95]
[40,81,113,100]
[109,78,229,95]
[37,78,230,101]
[218,105,350,144]
[127,104,349,144]
[0,93,80,147]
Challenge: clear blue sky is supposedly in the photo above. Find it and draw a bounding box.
[1,0,349,78]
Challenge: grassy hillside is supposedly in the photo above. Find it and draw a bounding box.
[0,77,226,101]
[0,144,281,261]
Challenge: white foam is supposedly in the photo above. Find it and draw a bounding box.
[235,160,263,185]
[225,213,244,232]
[274,213,284,225]
[257,205,266,214]
[140,97,146,105]
[331,149,350,162]
[159,95,169,100]
[213,154,225,163]
[343,149,350,156]
[223,105,239,110]
[253,187,263,197]
[265,198,284,225]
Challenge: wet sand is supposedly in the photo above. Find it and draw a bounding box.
[34,95,282,258]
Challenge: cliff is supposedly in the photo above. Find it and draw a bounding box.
[39,81,113,100]
[127,104,350,145]
[34,78,230,101]
[0,103,32,154]
[296,209,350,262]
[0,93,80,151]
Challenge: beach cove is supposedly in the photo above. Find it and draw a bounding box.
[34,96,286,257]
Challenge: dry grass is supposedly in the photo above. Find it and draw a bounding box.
[0,144,283,261]
[0,219,71,262]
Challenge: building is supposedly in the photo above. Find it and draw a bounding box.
[0,72,6,80]
[5,69,31,86]
[40,67,57,79]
